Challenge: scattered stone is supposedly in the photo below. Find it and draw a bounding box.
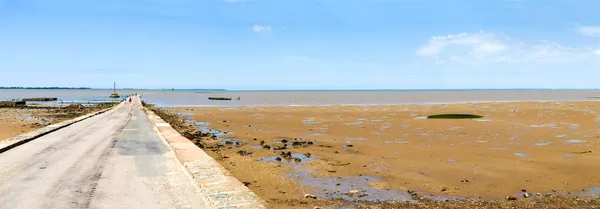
[348,190,359,196]
[506,196,518,201]
[336,183,341,186]
[273,145,288,150]
[262,145,271,149]
[521,189,527,192]
[40,167,46,169]
[236,150,252,156]
[460,179,470,183]
[313,207,322,209]
[281,139,288,143]
[536,193,542,196]
[327,170,336,173]
[304,194,317,199]
[305,153,312,158]
[242,182,251,187]
[260,141,265,145]
[294,158,302,162]
[275,157,282,161]
[334,151,339,153]
[441,187,448,192]
[280,151,292,159]
[253,138,257,141]
[523,193,530,198]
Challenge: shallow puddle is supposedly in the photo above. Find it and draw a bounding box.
[534,142,552,146]
[473,119,492,122]
[346,138,367,141]
[289,170,414,202]
[343,121,364,125]
[514,152,529,157]
[529,123,557,128]
[565,139,586,143]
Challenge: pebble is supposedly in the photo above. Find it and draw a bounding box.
[304,194,317,199]
[441,187,448,192]
[506,196,518,201]
[348,190,359,195]
[523,193,530,198]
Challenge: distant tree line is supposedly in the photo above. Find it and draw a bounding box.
[0,87,92,89]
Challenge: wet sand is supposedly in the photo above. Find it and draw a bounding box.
[0,105,115,140]
[168,101,600,208]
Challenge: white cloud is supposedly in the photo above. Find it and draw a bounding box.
[251,24,271,33]
[416,31,508,56]
[579,26,600,37]
[417,31,599,63]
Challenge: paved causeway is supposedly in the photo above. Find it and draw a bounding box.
[0,98,214,209]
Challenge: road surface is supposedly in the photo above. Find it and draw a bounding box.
[0,97,213,209]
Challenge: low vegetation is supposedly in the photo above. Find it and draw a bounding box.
[427,114,483,119]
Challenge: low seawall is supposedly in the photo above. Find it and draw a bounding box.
[144,108,267,209]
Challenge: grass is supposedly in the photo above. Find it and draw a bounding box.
[427,114,483,119]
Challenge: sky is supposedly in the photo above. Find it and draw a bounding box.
[1,0,600,90]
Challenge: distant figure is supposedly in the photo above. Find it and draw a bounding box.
[237,97,241,100]
[129,97,132,103]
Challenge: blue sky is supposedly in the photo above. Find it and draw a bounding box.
[1,0,600,90]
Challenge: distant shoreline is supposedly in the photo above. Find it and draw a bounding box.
[0,87,91,90]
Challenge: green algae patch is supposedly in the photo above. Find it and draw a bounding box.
[427,114,483,119]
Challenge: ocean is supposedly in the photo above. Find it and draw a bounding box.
[1,89,600,106]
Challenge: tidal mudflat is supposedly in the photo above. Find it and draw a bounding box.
[0,104,116,140]
[159,101,600,208]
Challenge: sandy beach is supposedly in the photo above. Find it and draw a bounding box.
[164,100,600,208]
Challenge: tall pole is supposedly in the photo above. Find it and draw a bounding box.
[113,82,116,93]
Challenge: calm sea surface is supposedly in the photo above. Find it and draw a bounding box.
[1,89,600,106]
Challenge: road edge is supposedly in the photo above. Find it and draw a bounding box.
[0,103,122,153]
[143,108,268,209]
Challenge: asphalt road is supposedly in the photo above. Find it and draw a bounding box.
[0,97,212,209]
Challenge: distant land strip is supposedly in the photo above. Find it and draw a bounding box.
[0,87,91,89]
